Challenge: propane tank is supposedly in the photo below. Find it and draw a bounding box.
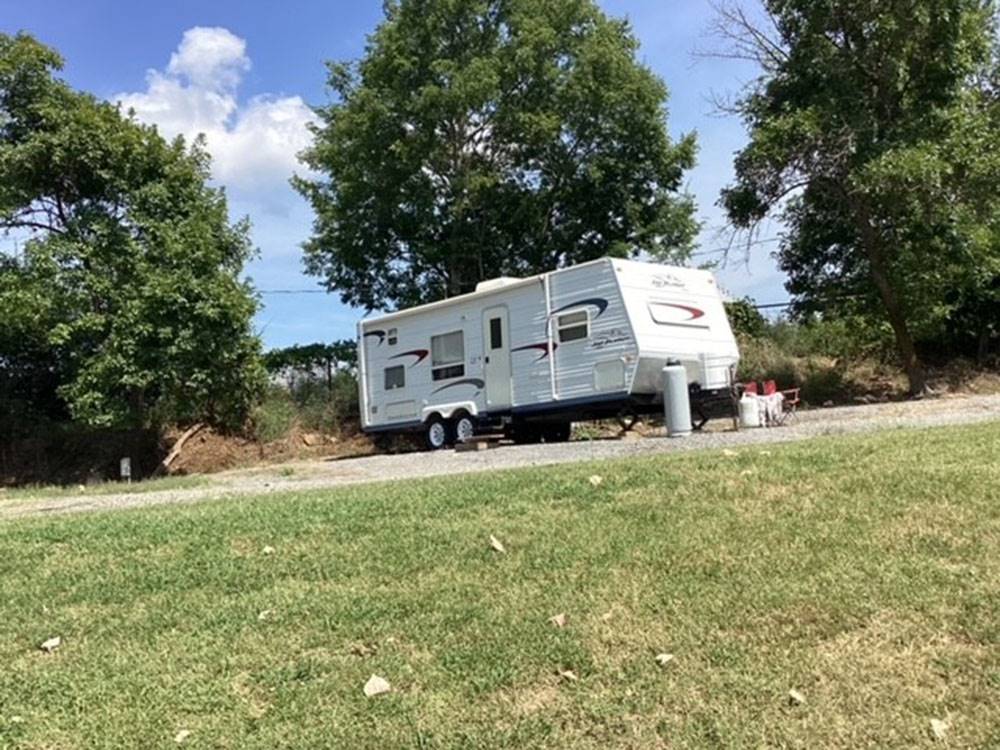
[662,361,692,438]
[739,393,761,428]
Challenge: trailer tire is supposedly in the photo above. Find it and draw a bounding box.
[425,416,449,451]
[453,413,476,444]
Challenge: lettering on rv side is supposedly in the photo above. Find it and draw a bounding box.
[590,328,631,350]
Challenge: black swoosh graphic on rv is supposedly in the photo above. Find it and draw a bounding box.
[550,297,609,319]
[363,329,386,345]
[390,349,429,367]
[511,342,558,362]
[431,378,485,395]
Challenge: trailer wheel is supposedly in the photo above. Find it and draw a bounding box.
[425,417,449,450]
[453,413,476,443]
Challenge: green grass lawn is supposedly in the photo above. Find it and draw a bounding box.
[0,474,207,504]
[1,423,998,749]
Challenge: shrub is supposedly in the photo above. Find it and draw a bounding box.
[735,336,801,387]
[251,387,297,443]
[736,336,852,405]
[286,372,359,435]
[767,316,894,362]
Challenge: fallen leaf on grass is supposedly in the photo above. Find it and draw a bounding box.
[489,535,506,554]
[174,729,191,744]
[722,449,739,457]
[788,689,806,706]
[588,475,604,487]
[558,669,578,682]
[759,450,773,456]
[262,545,276,555]
[350,642,378,657]
[654,653,674,667]
[363,674,392,697]
[257,610,273,621]
[930,718,949,740]
[548,613,567,628]
[39,636,61,653]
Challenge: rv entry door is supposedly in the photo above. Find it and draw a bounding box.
[483,306,512,409]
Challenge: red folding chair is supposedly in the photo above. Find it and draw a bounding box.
[743,381,759,396]
[763,380,777,396]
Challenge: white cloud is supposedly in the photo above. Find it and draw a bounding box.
[167,26,249,91]
[116,27,316,193]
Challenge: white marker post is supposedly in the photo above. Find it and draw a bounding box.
[120,457,132,485]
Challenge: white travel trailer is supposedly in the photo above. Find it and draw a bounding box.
[357,257,740,448]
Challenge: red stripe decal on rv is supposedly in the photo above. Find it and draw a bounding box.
[432,378,485,395]
[663,304,705,320]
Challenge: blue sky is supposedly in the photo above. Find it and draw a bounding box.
[3,0,786,349]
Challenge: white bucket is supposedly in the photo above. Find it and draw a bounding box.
[739,394,761,428]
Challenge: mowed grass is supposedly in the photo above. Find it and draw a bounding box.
[1,424,999,749]
[0,474,207,504]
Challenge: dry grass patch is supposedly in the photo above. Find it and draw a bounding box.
[800,611,994,747]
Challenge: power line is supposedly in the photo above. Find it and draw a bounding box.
[690,236,781,258]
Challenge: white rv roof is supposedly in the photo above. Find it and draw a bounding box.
[475,277,522,292]
[360,257,715,326]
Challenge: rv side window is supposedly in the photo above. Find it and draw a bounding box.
[431,331,465,381]
[557,310,589,343]
[384,365,405,391]
[387,328,398,346]
[489,317,503,350]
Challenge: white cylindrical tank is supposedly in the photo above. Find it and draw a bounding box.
[739,394,761,428]
[662,362,692,438]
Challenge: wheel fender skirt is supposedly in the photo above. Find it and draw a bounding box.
[421,401,479,421]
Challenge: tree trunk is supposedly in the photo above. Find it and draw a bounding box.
[854,202,927,396]
[446,252,478,298]
[868,257,927,396]
[977,327,990,366]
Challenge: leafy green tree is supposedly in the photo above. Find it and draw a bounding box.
[263,340,358,390]
[260,341,360,434]
[297,0,699,311]
[715,0,1000,394]
[0,33,265,430]
[724,297,768,338]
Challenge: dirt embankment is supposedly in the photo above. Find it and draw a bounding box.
[1,422,373,488]
[165,425,375,476]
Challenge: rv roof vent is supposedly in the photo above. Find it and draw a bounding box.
[475,277,521,293]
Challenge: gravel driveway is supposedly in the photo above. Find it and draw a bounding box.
[4,393,1000,520]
